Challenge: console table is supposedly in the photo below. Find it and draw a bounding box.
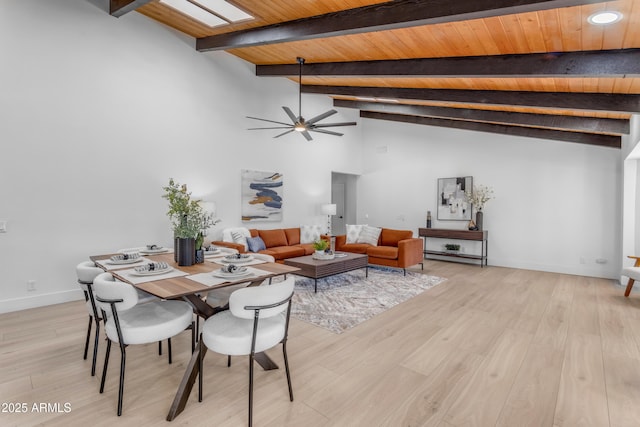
[418,228,488,267]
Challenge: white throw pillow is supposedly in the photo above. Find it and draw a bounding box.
[345,224,367,244]
[300,224,323,244]
[356,225,382,246]
[222,227,251,251]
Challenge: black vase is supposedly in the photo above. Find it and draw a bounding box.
[176,237,196,266]
[195,249,205,264]
[476,211,483,231]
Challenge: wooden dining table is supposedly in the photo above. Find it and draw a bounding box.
[90,250,300,421]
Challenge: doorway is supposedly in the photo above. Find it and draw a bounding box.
[331,172,359,235]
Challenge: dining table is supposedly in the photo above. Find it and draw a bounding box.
[90,248,300,421]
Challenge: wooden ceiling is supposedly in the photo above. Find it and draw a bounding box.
[110,0,640,148]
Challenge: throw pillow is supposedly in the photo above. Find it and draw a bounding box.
[246,236,266,253]
[346,224,367,244]
[356,225,382,246]
[222,227,251,251]
[300,224,323,244]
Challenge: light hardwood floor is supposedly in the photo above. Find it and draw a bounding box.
[2,261,640,427]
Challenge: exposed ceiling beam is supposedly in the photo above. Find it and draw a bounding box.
[334,99,630,134]
[258,49,640,78]
[304,85,640,113]
[360,111,621,148]
[110,0,154,17]
[196,0,602,51]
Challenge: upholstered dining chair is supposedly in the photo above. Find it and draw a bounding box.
[205,253,276,309]
[199,276,295,427]
[623,255,640,296]
[76,261,105,376]
[92,272,195,416]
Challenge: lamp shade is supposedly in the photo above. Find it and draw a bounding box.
[321,204,337,215]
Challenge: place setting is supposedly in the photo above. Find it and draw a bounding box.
[94,252,151,271]
[209,252,267,266]
[186,263,265,288]
[114,261,189,284]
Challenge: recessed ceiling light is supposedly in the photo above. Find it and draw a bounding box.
[587,11,622,25]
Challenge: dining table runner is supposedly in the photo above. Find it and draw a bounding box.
[115,267,190,284]
[185,266,267,287]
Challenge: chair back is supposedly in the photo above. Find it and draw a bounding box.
[93,272,139,313]
[229,276,295,320]
[76,261,103,291]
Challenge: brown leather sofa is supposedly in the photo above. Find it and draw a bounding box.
[212,228,327,262]
[334,228,424,275]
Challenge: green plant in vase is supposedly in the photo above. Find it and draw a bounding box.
[162,178,218,265]
[312,238,329,252]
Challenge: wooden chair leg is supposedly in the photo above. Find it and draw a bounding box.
[625,278,635,297]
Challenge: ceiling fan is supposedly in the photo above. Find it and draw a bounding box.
[247,57,357,141]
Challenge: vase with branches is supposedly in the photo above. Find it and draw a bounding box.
[465,184,494,231]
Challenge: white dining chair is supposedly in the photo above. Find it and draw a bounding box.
[198,276,295,427]
[76,261,105,376]
[93,272,195,416]
[205,253,276,309]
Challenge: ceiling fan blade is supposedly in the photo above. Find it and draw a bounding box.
[301,130,313,141]
[306,109,337,125]
[309,128,344,137]
[282,106,298,123]
[248,126,294,130]
[247,116,293,126]
[311,121,358,128]
[274,129,295,138]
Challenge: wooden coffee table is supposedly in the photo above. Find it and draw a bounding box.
[284,252,368,292]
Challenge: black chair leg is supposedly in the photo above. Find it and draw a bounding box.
[91,319,100,376]
[228,355,231,367]
[168,338,172,364]
[198,337,204,402]
[117,346,126,416]
[191,321,196,353]
[282,342,294,401]
[158,341,162,356]
[248,353,254,427]
[100,339,112,393]
[84,316,92,360]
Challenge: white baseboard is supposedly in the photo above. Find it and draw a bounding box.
[0,289,84,314]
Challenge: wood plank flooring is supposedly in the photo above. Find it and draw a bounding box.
[1,261,640,426]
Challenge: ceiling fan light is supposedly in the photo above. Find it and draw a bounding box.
[587,11,622,25]
[294,123,306,132]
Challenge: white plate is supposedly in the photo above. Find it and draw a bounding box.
[130,267,173,276]
[212,270,253,279]
[108,257,143,265]
[140,248,169,254]
[223,255,253,263]
[204,249,221,256]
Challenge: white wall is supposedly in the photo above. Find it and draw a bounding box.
[622,114,640,277]
[357,118,622,278]
[0,0,362,312]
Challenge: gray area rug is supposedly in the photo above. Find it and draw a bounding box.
[289,266,447,334]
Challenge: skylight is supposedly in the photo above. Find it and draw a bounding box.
[160,0,253,27]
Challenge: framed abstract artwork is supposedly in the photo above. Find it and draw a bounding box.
[437,176,472,221]
[241,169,283,222]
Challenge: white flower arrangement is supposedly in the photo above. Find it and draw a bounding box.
[466,184,494,211]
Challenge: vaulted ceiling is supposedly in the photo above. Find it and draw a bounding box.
[109,0,640,148]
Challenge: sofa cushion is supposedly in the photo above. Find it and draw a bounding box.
[367,246,399,260]
[284,228,300,245]
[380,229,413,247]
[357,226,382,246]
[246,236,266,253]
[338,243,370,254]
[300,225,323,244]
[296,243,316,255]
[346,224,366,244]
[258,229,288,248]
[262,246,305,261]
